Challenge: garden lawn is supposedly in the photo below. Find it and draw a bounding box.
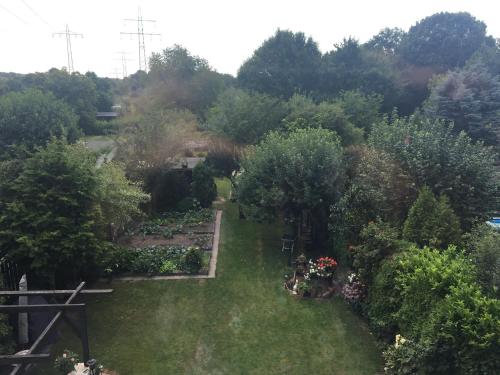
[36,179,382,375]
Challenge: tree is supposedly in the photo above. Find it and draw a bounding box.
[41,69,100,134]
[320,38,400,109]
[206,88,287,144]
[400,12,494,69]
[403,187,461,248]
[464,224,500,298]
[0,89,80,159]
[85,71,114,111]
[191,162,217,208]
[352,219,401,284]
[0,141,104,287]
[237,30,322,98]
[332,90,383,131]
[148,45,228,116]
[95,162,150,240]
[331,146,416,242]
[365,27,406,55]
[369,114,497,227]
[236,128,344,243]
[283,94,364,145]
[117,109,197,211]
[424,63,500,147]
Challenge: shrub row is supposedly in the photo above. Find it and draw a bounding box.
[103,245,204,275]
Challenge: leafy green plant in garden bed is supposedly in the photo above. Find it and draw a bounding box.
[135,222,183,237]
[104,245,210,275]
[132,209,215,237]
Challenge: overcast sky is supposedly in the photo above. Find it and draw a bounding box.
[1,0,499,78]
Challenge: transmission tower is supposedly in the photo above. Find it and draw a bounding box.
[115,51,133,78]
[53,25,83,73]
[120,8,160,72]
[108,68,122,79]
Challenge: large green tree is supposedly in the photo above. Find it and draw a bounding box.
[236,128,344,243]
[424,63,500,147]
[320,38,399,109]
[399,12,494,69]
[206,88,287,144]
[365,28,406,55]
[149,45,229,116]
[0,141,148,287]
[0,89,80,159]
[331,146,416,242]
[369,114,497,226]
[402,187,461,248]
[283,94,364,145]
[0,141,103,287]
[237,30,322,98]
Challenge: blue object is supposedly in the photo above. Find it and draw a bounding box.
[486,217,500,229]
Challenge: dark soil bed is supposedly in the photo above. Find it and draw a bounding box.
[121,232,213,249]
[165,222,215,233]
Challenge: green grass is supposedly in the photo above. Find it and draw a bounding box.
[215,177,232,200]
[34,180,382,375]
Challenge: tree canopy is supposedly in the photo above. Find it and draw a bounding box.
[206,88,288,144]
[399,12,494,69]
[0,89,80,159]
[148,45,230,116]
[237,30,322,98]
[236,128,344,237]
[320,38,400,109]
[424,63,500,147]
[369,114,497,226]
[0,141,103,286]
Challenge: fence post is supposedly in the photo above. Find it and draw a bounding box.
[18,274,29,345]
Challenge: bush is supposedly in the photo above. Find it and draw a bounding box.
[383,336,431,375]
[368,246,476,339]
[370,245,499,374]
[420,283,500,374]
[367,259,402,338]
[0,89,80,160]
[330,146,416,245]
[191,162,217,207]
[403,187,461,248]
[464,224,500,297]
[205,147,240,177]
[369,114,497,227]
[182,247,203,274]
[351,219,401,284]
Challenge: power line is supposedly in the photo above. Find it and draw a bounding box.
[120,7,160,72]
[53,25,83,73]
[21,0,52,29]
[0,3,27,24]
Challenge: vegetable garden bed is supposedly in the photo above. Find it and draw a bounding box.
[109,209,217,277]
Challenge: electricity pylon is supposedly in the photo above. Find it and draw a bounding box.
[53,24,83,73]
[120,7,160,72]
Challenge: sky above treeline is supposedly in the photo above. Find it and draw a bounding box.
[1,0,499,78]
